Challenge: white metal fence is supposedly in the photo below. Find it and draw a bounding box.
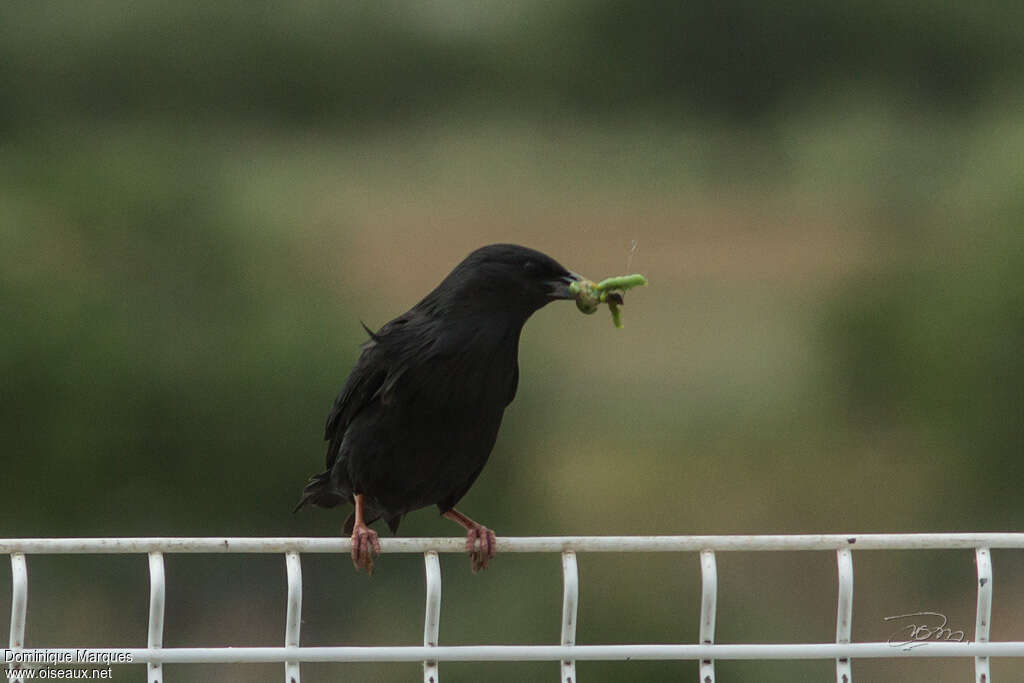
[4,534,1024,682]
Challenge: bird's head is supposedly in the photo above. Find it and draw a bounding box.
[422,244,581,321]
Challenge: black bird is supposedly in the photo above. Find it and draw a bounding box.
[295,244,581,572]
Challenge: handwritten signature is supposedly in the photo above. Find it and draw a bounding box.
[884,611,966,650]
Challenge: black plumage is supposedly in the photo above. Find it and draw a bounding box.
[295,244,579,572]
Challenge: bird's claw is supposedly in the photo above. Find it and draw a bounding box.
[465,525,497,573]
[351,524,381,574]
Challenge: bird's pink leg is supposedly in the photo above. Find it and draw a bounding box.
[350,494,381,574]
[443,508,497,572]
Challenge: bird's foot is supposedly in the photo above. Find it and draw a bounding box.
[465,524,497,573]
[443,508,497,572]
[350,522,381,574]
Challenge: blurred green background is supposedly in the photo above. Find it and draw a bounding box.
[3,2,1023,681]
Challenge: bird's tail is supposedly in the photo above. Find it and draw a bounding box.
[293,471,346,512]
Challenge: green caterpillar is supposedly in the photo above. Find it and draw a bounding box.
[569,273,648,328]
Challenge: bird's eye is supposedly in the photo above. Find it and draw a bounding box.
[523,260,539,273]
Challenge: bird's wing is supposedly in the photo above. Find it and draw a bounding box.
[322,315,421,471]
[323,344,387,471]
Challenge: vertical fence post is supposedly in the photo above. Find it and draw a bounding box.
[835,549,854,683]
[423,551,442,683]
[285,551,303,683]
[698,551,717,683]
[147,552,166,683]
[974,548,992,683]
[560,551,579,683]
[8,553,28,683]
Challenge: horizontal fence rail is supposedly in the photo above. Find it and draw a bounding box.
[6,533,1024,553]
[5,534,1024,683]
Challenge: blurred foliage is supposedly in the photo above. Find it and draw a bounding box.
[824,224,1024,525]
[3,1,1024,132]
[2,2,1023,682]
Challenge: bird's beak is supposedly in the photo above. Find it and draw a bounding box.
[547,271,583,300]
